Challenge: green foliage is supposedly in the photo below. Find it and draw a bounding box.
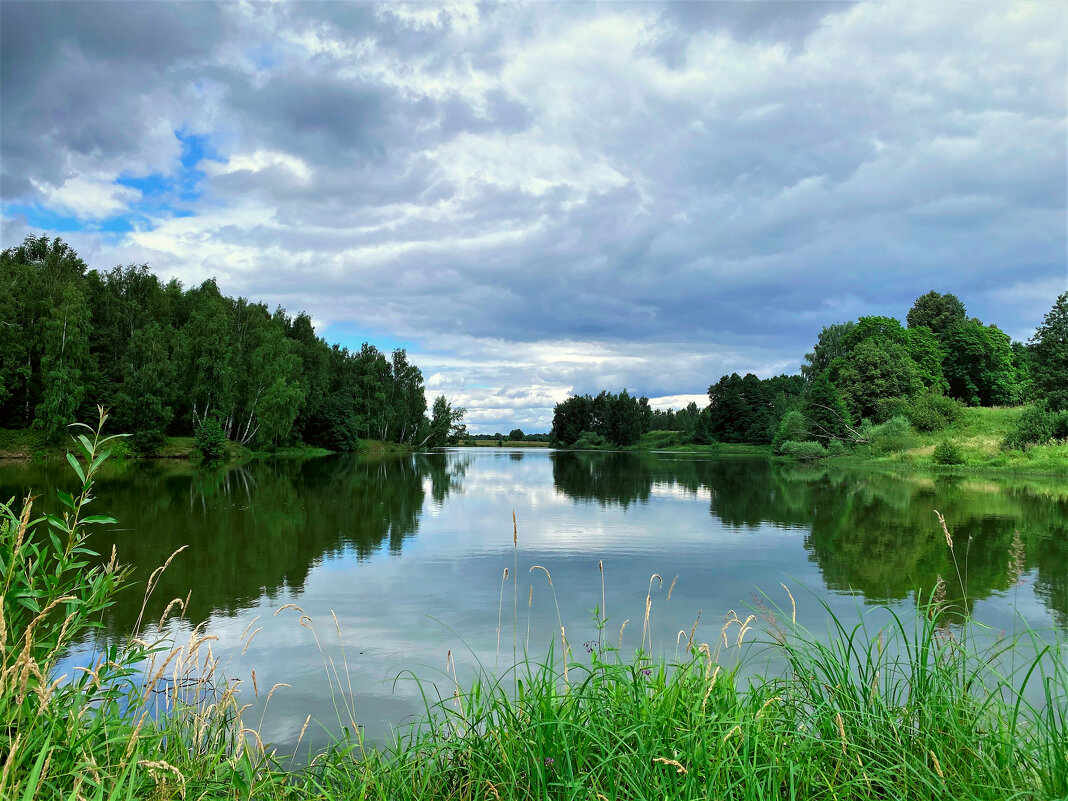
[833,338,922,421]
[802,372,853,442]
[706,373,805,445]
[1001,405,1068,450]
[193,416,228,462]
[34,282,92,438]
[421,395,468,448]
[779,439,829,461]
[906,291,967,336]
[1,235,463,455]
[801,321,855,381]
[942,321,1015,406]
[773,410,809,454]
[572,429,609,449]
[867,415,916,455]
[1030,291,1068,411]
[551,390,650,447]
[932,439,966,465]
[508,428,524,441]
[907,393,963,433]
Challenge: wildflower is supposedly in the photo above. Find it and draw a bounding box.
[642,668,652,676]
[543,757,555,767]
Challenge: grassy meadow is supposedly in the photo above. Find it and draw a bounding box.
[3,412,1066,800]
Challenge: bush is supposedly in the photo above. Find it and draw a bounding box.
[869,415,915,455]
[572,430,608,449]
[908,393,962,433]
[772,410,809,454]
[1002,406,1060,450]
[827,439,848,456]
[873,396,912,424]
[194,417,228,462]
[932,439,965,465]
[780,440,828,461]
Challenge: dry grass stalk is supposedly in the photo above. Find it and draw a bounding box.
[666,575,678,601]
[757,695,782,718]
[1007,531,1026,585]
[134,545,189,632]
[736,614,756,646]
[835,712,847,755]
[781,583,797,625]
[652,756,687,775]
[642,574,662,651]
[687,610,702,651]
[929,750,945,780]
[701,665,721,712]
[934,510,953,549]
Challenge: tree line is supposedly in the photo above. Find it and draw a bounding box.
[0,235,466,453]
[550,290,1068,450]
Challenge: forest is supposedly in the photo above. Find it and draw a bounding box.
[551,290,1068,456]
[0,235,466,454]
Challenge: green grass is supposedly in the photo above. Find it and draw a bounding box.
[860,406,1068,475]
[3,411,1065,800]
[632,430,771,455]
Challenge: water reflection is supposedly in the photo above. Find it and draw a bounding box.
[0,453,470,636]
[549,451,1067,624]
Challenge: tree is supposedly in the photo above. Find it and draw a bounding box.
[114,322,175,452]
[942,321,1015,406]
[906,291,967,337]
[1030,291,1068,411]
[802,372,853,442]
[34,282,91,437]
[832,338,922,421]
[802,322,856,381]
[508,429,525,441]
[421,396,467,448]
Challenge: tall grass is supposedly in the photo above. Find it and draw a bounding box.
[2,411,1065,799]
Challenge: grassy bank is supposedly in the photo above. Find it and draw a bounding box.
[3,414,1065,800]
[817,406,1068,476]
[0,427,413,462]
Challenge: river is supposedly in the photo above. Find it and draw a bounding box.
[2,448,1064,755]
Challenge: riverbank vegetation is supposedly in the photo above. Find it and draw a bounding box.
[0,235,466,461]
[4,414,1065,799]
[550,291,1068,473]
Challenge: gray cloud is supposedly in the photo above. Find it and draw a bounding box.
[2,1,1065,432]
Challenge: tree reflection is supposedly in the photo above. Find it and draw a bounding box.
[0,452,470,637]
[549,452,1067,625]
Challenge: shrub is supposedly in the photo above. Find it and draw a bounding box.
[932,439,965,465]
[908,393,962,432]
[772,410,809,454]
[1002,406,1058,450]
[194,417,228,462]
[874,396,912,424]
[869,415,915,455]
[827,439,848,456]
[780,440,828,461]
[573,430,608,449]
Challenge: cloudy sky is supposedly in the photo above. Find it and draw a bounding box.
[2,1,1065,432]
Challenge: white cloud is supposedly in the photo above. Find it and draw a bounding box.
[34,174,139,219]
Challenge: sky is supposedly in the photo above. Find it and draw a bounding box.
[2,1,1066,433]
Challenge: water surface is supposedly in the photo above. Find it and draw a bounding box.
[2,449,1064,754]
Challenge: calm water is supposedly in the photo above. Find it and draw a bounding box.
[2,449,1065,754]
